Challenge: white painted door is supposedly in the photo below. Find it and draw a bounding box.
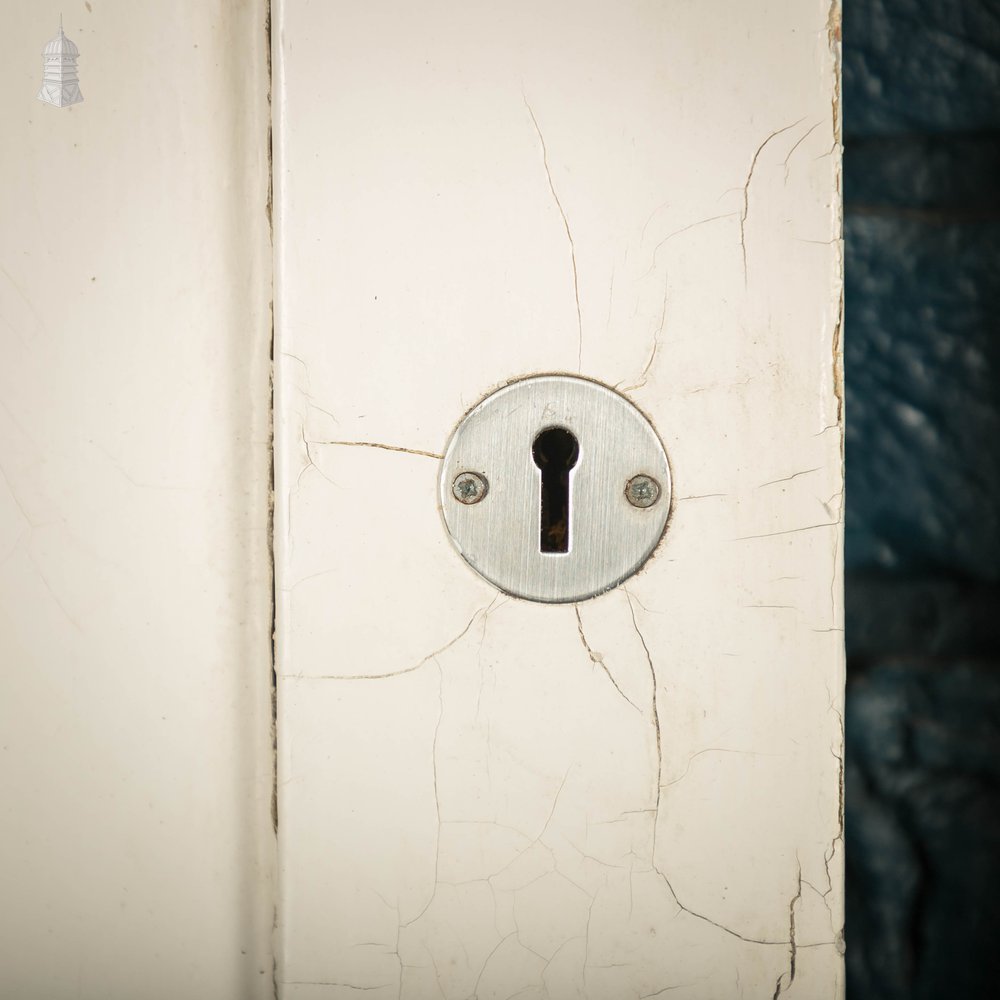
[1,5,273,998]
[2,4,842,998]
[272,3,844,999]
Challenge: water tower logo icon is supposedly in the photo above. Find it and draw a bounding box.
[37,18,83,108]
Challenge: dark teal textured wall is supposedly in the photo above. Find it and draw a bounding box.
[844,2,1000,997]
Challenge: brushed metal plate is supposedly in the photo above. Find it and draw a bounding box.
[440,374,672,603]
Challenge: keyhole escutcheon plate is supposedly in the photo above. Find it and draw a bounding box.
[440,374,672,603]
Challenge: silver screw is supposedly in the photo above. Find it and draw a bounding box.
[452,471,488,505]
[625,474,660,508]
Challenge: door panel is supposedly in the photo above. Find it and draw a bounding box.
[0,5,274,998]
[274,2,844,998]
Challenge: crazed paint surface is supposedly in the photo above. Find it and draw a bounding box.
[273,1,844,997]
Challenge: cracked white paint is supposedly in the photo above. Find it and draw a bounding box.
[0,4,274,998]
[274,1,843,998]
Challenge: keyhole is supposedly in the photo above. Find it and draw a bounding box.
[532,427,579,554]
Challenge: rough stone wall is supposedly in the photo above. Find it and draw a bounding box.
[844,2,1000,997]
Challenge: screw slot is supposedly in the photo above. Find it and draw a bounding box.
[452,471,488,505]
[625,474,660,508]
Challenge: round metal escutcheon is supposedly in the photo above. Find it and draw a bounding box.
[439,374,672,603]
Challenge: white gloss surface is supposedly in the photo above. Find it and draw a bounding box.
[273,1,844,997]
[0,5,275,997]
